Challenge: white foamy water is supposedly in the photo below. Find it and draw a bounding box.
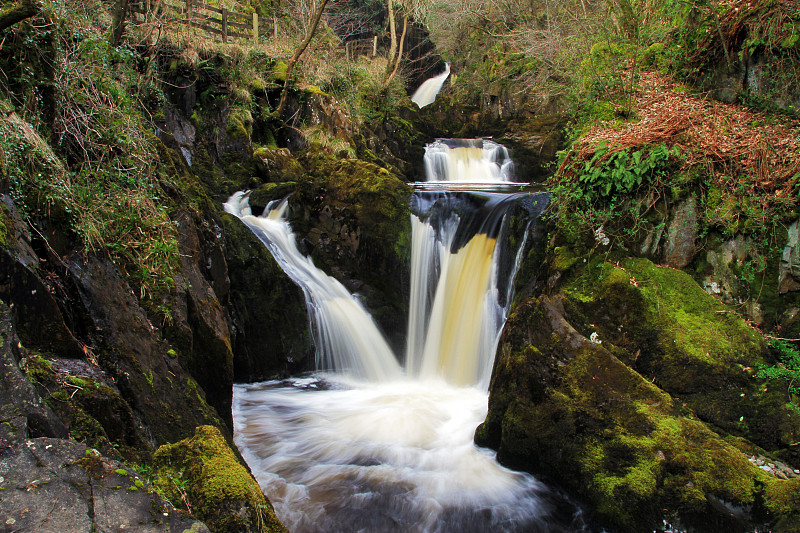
[234,376,580,533]
[412,63,451,109]
[424,139,515,183]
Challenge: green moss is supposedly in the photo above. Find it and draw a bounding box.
[68,376,96,390]
[272,61,288,82]
[483,292,800,531]
[25,355,55,383]
[153,425,287,533]
[303,84,326,96]
[560,256,800,449]
[551,246,578,272]
[0,204,10,248]
[114,468,129,476]
[226,107,253,141]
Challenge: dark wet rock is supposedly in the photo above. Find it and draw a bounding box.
[220,212,312,381]
[0,437,209,533]
[1,194,38,268]
[288,156,412,353]
[498,114,567,182]
[65,254,224,447]
[253,147,305,183]
[0,302,66,444]
[153,425,287,533]
[248,183,297,215]
[166,210,234,428]
[0,248,83,358]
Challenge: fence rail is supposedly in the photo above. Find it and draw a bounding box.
[130,0,260,42]
[130,1,387,55]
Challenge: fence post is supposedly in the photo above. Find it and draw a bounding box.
[252,12,258,42]
[372,35,377,57]
[222,8,228,42]
[273,15,277,39]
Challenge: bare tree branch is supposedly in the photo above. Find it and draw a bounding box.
[0,0,40,32]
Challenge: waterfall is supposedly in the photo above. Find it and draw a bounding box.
[229,140,588,532]
[406,190,546,388]
[423,138,515,182]
[223,194,402,382]
[411,63,451,109]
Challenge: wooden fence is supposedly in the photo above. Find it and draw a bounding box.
[344,37,380,60]
[130,0,261,42]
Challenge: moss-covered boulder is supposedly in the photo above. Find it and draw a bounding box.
[153,425,287,533]
[253,147,305,183]
[560,257,800,458]
[288,155,412,352]
[477,295,800,532]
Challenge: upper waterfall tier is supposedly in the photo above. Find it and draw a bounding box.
[411,63,450,109]
[424,138,515,183]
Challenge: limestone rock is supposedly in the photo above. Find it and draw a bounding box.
[0,437,209,533]
[779,218,800,294]
[664,197,697,268]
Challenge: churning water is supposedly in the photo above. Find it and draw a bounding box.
[226,140,591,532]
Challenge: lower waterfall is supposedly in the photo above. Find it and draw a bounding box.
[225,142,591,532]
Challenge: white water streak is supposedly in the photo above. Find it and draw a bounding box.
[223,193,402,382]
[411,63,451,109]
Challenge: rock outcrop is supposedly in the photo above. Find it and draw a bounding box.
[477,258,800,532]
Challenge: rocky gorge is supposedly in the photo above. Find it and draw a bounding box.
[2,0,800,531]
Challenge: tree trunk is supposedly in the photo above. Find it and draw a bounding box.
[110,0,130,46]
[383,11,407,88]
[0,0,39,32]
[385,0,397,75]
[276,0,331,117]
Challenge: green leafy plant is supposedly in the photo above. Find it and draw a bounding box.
[757,340,800,408]
[576,143,681,199]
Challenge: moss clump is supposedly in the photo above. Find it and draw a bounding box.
[272,61,288,82]
[561,257,800,451]
[0,203,10,248]
[551,246,579,272]
[24,355,55,384]
[152,425,287,533]
[226,108,254,141]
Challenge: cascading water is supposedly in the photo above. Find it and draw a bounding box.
[423,138,515,183]
[411,63,451,109]
[227,140,591,532]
